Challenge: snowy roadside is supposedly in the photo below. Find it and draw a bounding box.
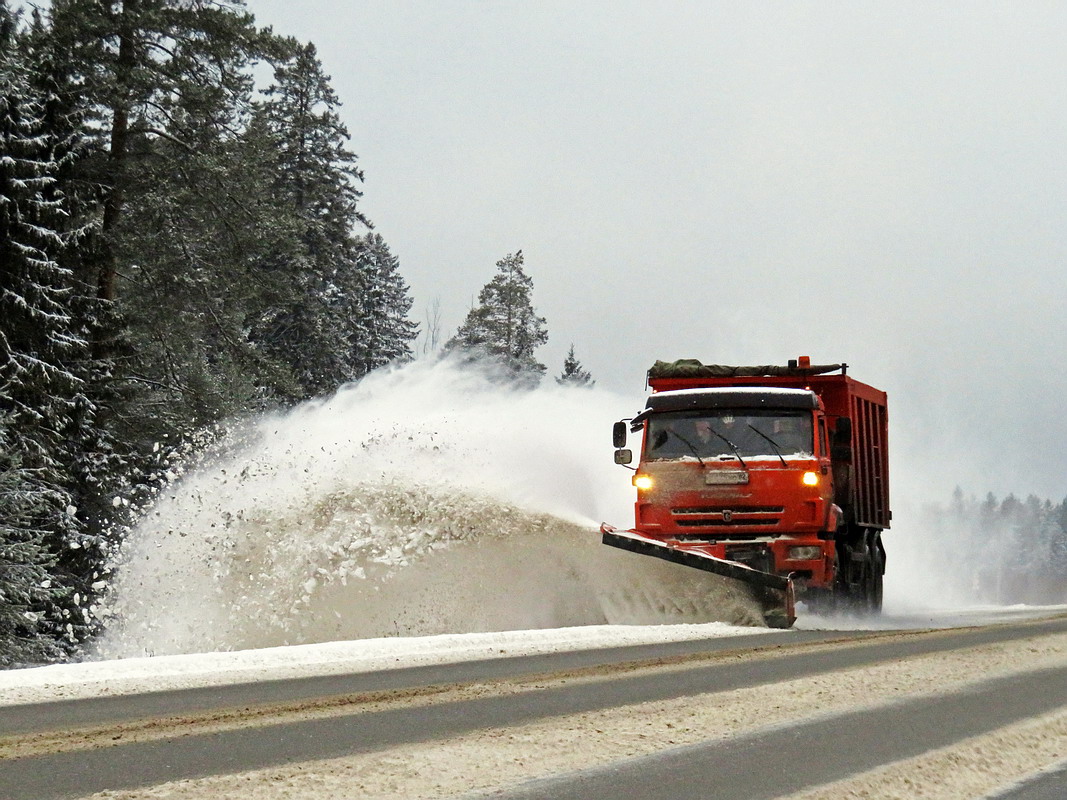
[0,622,768,707]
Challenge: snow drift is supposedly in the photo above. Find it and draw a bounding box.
[95,359,765,658]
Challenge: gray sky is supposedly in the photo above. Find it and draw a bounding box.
[248,1,1067,501]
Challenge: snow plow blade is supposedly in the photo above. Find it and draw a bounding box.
[600,525,796,628]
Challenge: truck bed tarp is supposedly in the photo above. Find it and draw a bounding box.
[648,359,843,379]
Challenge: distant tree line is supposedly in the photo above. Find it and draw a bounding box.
[922,489,1067,605]
[0,0,420,666]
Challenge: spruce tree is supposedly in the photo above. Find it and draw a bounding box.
[0,2,92,652]
[0,3,431,660]
[445,251,549,383]
[557,344,595,387]
[261,42,367,230]
[14,2,293,650]
[249,41,372,397]
[0,419,66,666]
[115,112,298,435]
[23,2,127,551]
[348,233,418,375]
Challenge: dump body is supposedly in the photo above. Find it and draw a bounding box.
[605,358,890,623]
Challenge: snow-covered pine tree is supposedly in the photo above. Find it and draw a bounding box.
[262,42,367,230]
[42,0,297,446]
[0,417,66,666]
[19,0,269,452]
[250,41,372,398]
[114,109,293,435]
[45,0,270,304]
[13,4,295,648]
[23,0,126,542]
[556,344,595,387]
[445,251,549,383]
[0,2,91,653]
[348,233,418,375]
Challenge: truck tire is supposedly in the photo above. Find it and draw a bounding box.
[834,529,883,615]
[866,534,885,614]
[864,549,884,613]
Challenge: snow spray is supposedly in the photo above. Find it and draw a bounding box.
[94,358,765,658]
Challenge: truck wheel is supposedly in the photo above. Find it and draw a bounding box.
[830,547,855,611]
[850,535,884,615]
[837,537,882,615]
[860,560,882,613]
[866,545,884,614]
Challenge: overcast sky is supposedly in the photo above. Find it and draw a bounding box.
[247,1,1067,502]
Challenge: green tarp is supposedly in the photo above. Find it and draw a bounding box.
[648,359,843,379]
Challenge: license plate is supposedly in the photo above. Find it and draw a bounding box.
[705,470,749,485]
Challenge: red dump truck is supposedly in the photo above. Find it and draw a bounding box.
[601,357,889,627]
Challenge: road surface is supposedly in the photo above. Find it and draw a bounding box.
[2,614,1066,799]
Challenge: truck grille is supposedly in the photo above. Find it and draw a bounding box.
[671,506,784,529]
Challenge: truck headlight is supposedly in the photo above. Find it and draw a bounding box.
[788,546,823,560]
[802,471,819,486]
[633,474,654,490]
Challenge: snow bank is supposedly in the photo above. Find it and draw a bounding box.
[0,621,765,707]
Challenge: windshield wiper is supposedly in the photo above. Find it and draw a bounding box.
[702,426,747,469]
[665,430,706,467]
[748,424,787,466]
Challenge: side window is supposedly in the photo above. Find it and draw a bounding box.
[818,419,828,457]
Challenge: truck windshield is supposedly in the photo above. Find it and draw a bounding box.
[645,409,814,461]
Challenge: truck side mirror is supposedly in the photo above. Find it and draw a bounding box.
[612,421,627,448]
[614,448,633,465]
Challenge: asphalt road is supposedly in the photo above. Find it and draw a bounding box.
[3,614,1067,799]
[499,661,1067,799]
[994,764,1067,800]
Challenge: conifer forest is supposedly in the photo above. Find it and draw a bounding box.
[0,0,429,666]
[0,0,603,666]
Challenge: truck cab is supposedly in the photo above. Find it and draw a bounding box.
[607,358,889,618]
[620,387,838,593]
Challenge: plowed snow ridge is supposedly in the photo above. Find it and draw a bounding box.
[94,360,767,660]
